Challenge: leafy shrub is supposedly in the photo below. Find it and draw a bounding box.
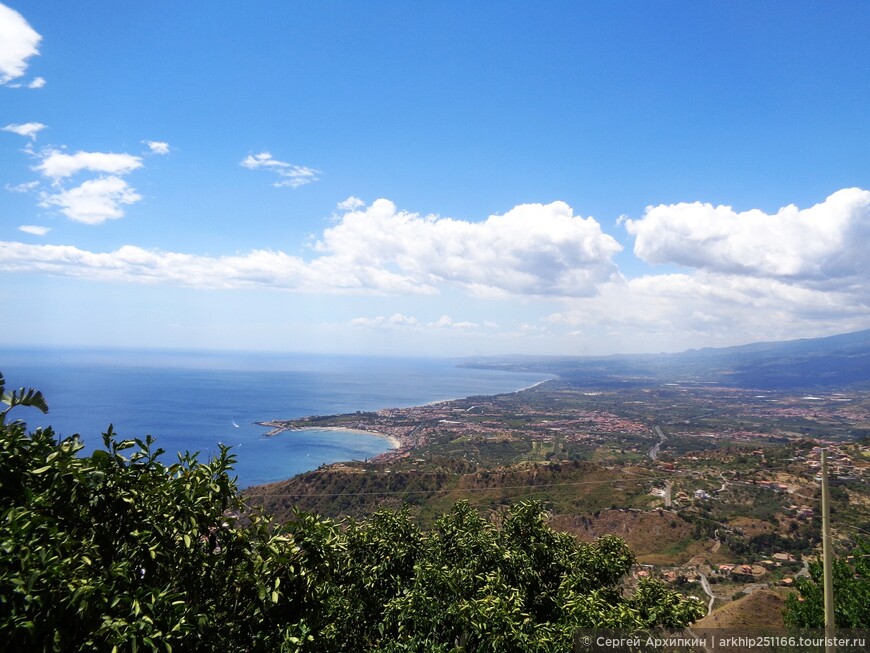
[0,372,320,652]
[784,539,870,628]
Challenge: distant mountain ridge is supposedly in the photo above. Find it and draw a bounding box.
[462,328,870,390]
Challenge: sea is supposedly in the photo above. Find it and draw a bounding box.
[0,348,551,488]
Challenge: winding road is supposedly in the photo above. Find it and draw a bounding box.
[698,571,716,615]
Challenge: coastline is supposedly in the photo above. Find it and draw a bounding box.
[514,378,553,393]
[257,421,402,450]
[255,376,556,472]
[419,376,555,407]
[6,350,554,488]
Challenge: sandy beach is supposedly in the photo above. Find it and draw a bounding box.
[258,422,402,450]
[306,425,402,450]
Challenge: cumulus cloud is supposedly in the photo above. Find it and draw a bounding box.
[431,315,454,329]
[350,313,420,328]
[427,315,479,330]
[318,199,622,297]
[350,313,482,331]
[0,3,41,85]
[27,76,44,89]
[537,188,870,351]
[18,225,49,236]
[145,140,170,155]
[337,196,365,211]
[6,188,869,351]
[4,137,146,225]
[547,269,870,353]
[241,151,320,188]
[36,150,143,179]
[626,188,870,285]
[2,121,46,140]
[3,189,870,352]
[0,198,621,296]
[39,176,142,224]
[28,149,146,224]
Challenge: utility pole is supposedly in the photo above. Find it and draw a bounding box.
[820,449,835,649]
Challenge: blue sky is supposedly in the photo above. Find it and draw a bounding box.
[2,1,869,357]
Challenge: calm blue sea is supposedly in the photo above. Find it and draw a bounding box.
[1,348,550,488]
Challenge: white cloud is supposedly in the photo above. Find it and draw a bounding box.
[39,176,142,224]
[5,180,39,193]
[337,196,365,211]
[426,315,479,330]
[241,151,320,188]
[36,150,143,179]
[0,3,41,85]
[538,188,870,352]
[18,225,49,236]
[350,313,483,331]
[240,152,287,170]
[145,140,170,155]
[389,313,418,326]
[0,242,305,288]
[27,76,45,88]
[350,314,420,328]
[626,188,870,285]
[29,149,146,223]
[0,197,623,296]
[316,199,622,297]
[431,315,454,329]
[5,190,870,354]
[2,121,46,139]
[3,135,144,226]
[548,269,870,353]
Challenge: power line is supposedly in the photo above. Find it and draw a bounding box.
[241,463,843,500]
[833,521,870,538]
[241,455,863,508]
[243,474,659,499]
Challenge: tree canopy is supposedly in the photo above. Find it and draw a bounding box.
[0,372,704,651]
[783,538,870,629]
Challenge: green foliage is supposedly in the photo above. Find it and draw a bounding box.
[0,371,48,426]
[0,373,704,652]
[783,539,870,628]
[322,500,703,651]
[0,383,319,652]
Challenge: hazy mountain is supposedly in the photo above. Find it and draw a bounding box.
[463,328,870,390]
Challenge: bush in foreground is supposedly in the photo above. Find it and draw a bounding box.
[0,372,703,651]
[783,538,870,628]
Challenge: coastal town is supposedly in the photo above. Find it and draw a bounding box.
[253,379,870,621]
